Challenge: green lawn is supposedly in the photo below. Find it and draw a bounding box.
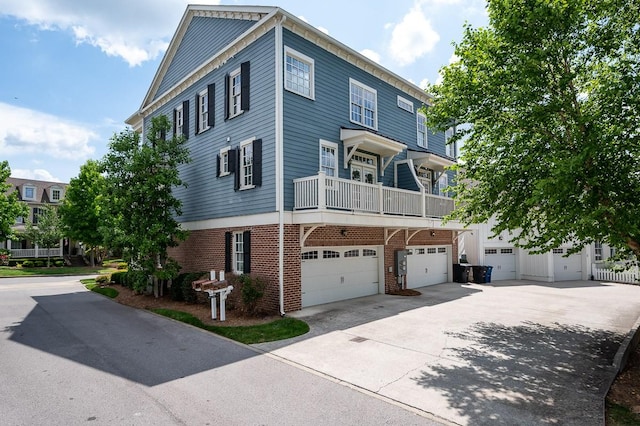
[151,308,310,344]
[82,278,119,298]
[0,265,116,277]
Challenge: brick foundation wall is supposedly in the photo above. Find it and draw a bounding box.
[170,224,459,312]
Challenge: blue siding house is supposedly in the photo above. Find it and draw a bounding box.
[126,5,466,313]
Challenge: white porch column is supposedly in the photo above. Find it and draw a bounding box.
[421,187,426,217]
[378,182,384,214]
[35,244,39,258]
[317,171,326,210]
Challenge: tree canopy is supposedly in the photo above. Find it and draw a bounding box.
[0,161,28,241]
[59,160,106,266]
[100,115,190,291]
[425,0,640,259]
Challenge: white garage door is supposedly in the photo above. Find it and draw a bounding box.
[553,248,582,281]
[301,246,379,307]
[484,248,517,281]
[406,246,450,289]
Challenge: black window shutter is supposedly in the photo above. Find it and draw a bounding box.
[240,61,250,112]
[159,129,166,140]
[224,232,232,273]
[194,93,200,134]
[207,83,215,127]
[253,139,262,187]
[242,231,251,273]
[224,74,230,120]
[216,154,221,177]
[233,148,240,191]
[228,148,237,174]
[182,100,189,139]
[173,109,177,136]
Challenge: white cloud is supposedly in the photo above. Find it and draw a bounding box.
[435,53,461,84]
[0,102,97,160]
[360,49,381,63]
[419,78,430,89]
[388,1,440,66]
[317,26,329,35]
[11,168,62,182]
[0,0,208,66]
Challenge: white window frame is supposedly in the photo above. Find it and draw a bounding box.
[51,188,61,202]
[233,232,244,274]
[219,146,231,177]
[594,241,603,261]
[397,95,414,113]
[349,78,377,130]
[23,185,36,201]
[284,46,315,100]
[417,112,427,148]
[198,88,209,133]
[445,126,456,158]
[240,138,255,190]
[438,173,448,196]
[229,67,243,118]
[175,104,184,136]
[319,140,338,177]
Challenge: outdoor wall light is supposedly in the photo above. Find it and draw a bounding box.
[430,230,436,237]
[341,229,347,237]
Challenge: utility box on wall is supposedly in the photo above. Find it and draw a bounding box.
[395,250,408,276]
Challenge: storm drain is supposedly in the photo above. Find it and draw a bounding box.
[350,336,368,343]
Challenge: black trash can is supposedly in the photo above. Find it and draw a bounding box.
[472,265,488,284]
[453,263,471,283]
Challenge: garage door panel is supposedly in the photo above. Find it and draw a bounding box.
[484,248,516,281]
[553,249,582,281]
[407,246,450,289]
[301,246,379,308]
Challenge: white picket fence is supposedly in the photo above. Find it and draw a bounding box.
[592,264,639,284]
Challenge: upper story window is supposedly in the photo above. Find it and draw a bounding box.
[229,68,242,117]
[51,188,61,202]
[397,96,414,113]
[240,139,254,189]
[285,47,314,99]
[417,112,427,148]
[218,146,230,177]
[438,174,449,197]
[320,140,338,177]
[174,104,184,137]
[445,126,456,158]
[32,207,42,224]
[349,78,377,130]
[225,62,250,120]
[23,185,36,201]
[198,89,209,132]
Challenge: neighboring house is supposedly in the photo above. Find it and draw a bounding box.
[460,217,620,282]
[1,177,69,258]
[126,5,471,313]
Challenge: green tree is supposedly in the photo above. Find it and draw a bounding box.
[22,205,64,267]
[59,160,106,266]
[0,161,28,241]
[426,0,640,260]
[100,115,190,294]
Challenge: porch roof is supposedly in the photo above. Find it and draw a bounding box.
[407,149,455,172]
[340,128,406,174]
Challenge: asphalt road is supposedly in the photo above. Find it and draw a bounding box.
[0,276,445,426]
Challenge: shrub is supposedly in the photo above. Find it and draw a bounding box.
[22,260,34,268]
[181,272,207,304]
[34,260,44,267]
[55,260,64,267]
[125,269,148,292]
[96,275,110,285]
[226,273,267,316]
[111,271,128,285]
[117,262,128,270]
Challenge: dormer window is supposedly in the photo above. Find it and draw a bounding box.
[51,188,61,202]
[23,185,36,201]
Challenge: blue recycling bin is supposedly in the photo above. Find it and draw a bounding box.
[486,266,493,283]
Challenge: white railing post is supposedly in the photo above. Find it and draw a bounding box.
[421,187,426,217]
[378,182,384,214]
[35,244,39,258]
[318,171,326,210]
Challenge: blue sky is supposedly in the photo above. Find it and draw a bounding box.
[0,0,487,183]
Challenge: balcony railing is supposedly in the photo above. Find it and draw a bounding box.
[293,172,455,218]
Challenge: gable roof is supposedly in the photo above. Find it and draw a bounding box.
[6,177,68,204]
[127,4,431,130]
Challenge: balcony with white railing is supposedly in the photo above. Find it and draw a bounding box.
[9,247,63,258]
[293,172,455,218]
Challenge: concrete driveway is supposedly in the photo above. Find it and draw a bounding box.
[255,280,640,425]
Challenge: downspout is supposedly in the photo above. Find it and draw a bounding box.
[275,15,286,316]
